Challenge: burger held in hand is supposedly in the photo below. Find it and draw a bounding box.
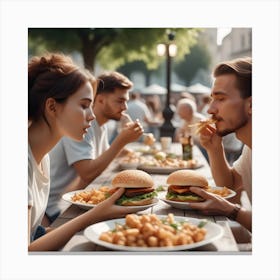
[166,170,208,202]
[111,170,158,206]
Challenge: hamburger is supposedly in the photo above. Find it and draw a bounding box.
[111,170,157,206]
[166,170,208,202]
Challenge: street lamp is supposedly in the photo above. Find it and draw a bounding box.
[157,31,177,139]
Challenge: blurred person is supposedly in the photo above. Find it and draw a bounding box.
[198,94,211,116]
[46,71,143,224]
[174,98,205,143]
[106,119,118,143]
[188,57,252,231]
[28,53,135,251]
[172,92,195,128]
[180,91,196,102]
[126,92,161,135]
[174,98,209,160]
[145,95,163,140]
[126,92,150,125]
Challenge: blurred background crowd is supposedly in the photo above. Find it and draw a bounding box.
[28,27,251,164]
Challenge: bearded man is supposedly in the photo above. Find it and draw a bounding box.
[187,57,252,232]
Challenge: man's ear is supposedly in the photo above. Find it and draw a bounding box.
[45,98,57,116]
[95,94,105,105]
[247,97,252,115]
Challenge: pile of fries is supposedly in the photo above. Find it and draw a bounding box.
[71,186,111,205]
[205,186,231,197]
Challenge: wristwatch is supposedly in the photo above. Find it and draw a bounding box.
[228,204,242,220]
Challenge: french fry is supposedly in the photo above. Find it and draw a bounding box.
[188,119,217,134]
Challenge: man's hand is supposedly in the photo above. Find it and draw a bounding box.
[199,124,223,151]
[187,187,234,216]
[118,119,144,144]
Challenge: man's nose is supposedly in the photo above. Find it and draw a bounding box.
[122,103,128,111]
[207,102,217,115]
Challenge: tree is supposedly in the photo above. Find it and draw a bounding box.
[28,28,201,73]
[173,42,212,85]
[28,28,120,72]
[117,60,155,88]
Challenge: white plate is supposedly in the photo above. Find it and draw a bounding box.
[62,191,95,210]
[62,190,159,211]
[138,163,203,174]
[159,187,236,210]
[84,215,224,251]
[119,162,139,170]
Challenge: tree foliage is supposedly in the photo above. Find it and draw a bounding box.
[28,28,201,73]
[173,42,212,85]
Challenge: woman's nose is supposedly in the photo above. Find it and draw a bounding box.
[88,109,96,122]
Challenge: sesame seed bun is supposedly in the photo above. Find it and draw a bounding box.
[166,170,208,202]
[167,170,208,188]
[111,170,157,206]
[112,170,154,189]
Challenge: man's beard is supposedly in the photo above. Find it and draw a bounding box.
[109,115,122,121]
[216,115,249,137]
[103,107,122,121]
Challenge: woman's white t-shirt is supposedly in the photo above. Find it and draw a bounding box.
[28,144,50,240]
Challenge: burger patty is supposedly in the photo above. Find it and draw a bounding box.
[124,187,155,197]
[167,185,205,201]
[166,185,205,202]
[168,185,197,194]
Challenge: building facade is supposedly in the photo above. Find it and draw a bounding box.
[218,28,252,61]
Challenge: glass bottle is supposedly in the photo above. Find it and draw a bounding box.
[180,135,193,160]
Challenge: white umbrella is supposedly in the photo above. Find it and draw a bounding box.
[187,83,211,95]
[140,84,167,95]
[171,83,188,93]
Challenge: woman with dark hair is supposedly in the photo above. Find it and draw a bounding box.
[28,53,134,251]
